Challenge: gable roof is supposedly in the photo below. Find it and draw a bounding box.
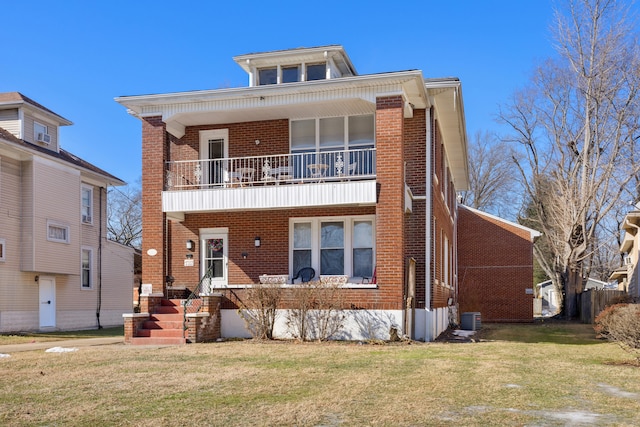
[460,205,541,241]
[0,92,73,126]
[0,126,124,185]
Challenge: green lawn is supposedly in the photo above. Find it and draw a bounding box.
[1,322,639,426]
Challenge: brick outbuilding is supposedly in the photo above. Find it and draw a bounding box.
[457,205,540,322]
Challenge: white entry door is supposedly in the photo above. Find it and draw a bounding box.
[39,276,56,328]
[201,231,228,291]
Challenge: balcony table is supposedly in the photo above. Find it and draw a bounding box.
[307,163,328,182]
[235,167,255,186]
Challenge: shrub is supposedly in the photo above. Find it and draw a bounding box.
[286,280,345,342]
[237,282,281,340]
[594,303,640,361]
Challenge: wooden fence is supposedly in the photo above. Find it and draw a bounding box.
[579,289,626,324]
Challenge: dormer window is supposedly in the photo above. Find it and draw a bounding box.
[258,68,277,85]
[34,122,50,144]
[306,63,327,81]
[257,62,327,85]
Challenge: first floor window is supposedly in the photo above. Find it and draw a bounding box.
[290,216,375,279]
[82,248,92,289]
[47,221,69,243]
[0,238,5,262]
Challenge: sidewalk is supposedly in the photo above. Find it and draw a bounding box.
[0,336,124,354]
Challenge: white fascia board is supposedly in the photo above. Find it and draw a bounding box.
[115,71,428,115]
[459,205,542,241]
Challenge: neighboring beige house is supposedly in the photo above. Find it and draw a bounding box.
[0,92,133,332]
[610,210,640,298]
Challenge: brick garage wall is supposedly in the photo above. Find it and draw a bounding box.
[457,206,534,322]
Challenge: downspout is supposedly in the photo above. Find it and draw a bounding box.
[424,107,432,313]
[96,186,104,329]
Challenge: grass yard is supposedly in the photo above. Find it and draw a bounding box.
[0,326,124,345]
[1,322,639,426]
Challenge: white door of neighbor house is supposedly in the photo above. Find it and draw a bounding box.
[39,276,56,328]
[201,232,228,291]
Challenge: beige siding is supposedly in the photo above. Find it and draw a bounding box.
[20,160,35,270]
[102,240,134,312]
[22,112,59,151]
[0,109,20,137]
[31,157,80,274]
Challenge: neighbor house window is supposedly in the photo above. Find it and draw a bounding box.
[290,216,375,280]
[0,238,5,262]
[257,63,325,85]
[81,185,93,224]
[81,248,92,289]
[47,220,69,243]
[282,65,300,83]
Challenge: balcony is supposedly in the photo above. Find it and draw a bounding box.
[162,148,377,218]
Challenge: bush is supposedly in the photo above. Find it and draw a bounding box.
[237,282,281,340]
[286,280,345,342]
[594,303,640,361]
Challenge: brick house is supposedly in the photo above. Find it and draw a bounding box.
[457,205,540,322]
[0,92,133,332]
[116,45,469,343]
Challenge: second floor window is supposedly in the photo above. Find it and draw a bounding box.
[81,185,93,224]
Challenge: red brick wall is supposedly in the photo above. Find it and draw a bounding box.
[403,110,427,308]
[141,116,167,291]
[431,118,455,309]
[375,96,405,310]
[457,206,534,322]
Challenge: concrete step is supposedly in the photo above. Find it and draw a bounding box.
[129,337,187,346]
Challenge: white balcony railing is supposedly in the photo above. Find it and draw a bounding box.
[165,148,376,190]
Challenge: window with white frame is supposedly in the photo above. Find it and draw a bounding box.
[34,122,49,143]
[291,216,375,280]
[47,220,70,243]
[0,238,5,262]
[81,247,92,289]
[257,62,326,85]
[81,185,93,224]
[290,115,375,179]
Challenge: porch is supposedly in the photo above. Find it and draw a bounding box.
[162,148,377,217]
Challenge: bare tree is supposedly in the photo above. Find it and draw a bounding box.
[458,131,519,218]
[107,182,142,249]
[500,0,640,317]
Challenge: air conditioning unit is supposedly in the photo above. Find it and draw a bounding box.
[82,215,92,223]
[37,132,51,144]
[624,256,633,265]
[461,312,482,331]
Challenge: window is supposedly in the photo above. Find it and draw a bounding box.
[257,62,325,85]
[306,63,326,81]
[282,65,300,83]
[81,185,93,224]
[34,122,49,143]
[258,67,277,85]
[290,216,375,280]
[291,115,375,178]
[0,238,5,262]
[81,248,92,289]
[47,221,69,243]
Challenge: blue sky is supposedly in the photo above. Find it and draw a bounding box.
[2,0,559,186]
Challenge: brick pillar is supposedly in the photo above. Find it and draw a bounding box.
[141,116,167,294]
[376,96,405,310]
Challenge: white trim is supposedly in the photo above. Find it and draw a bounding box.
[289,215,376,279]
[81,246,94,289]
[459,205,542,241]
[81,184,93,225]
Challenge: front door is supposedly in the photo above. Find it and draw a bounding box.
[201,230,228,292]
[39,276,56,328]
